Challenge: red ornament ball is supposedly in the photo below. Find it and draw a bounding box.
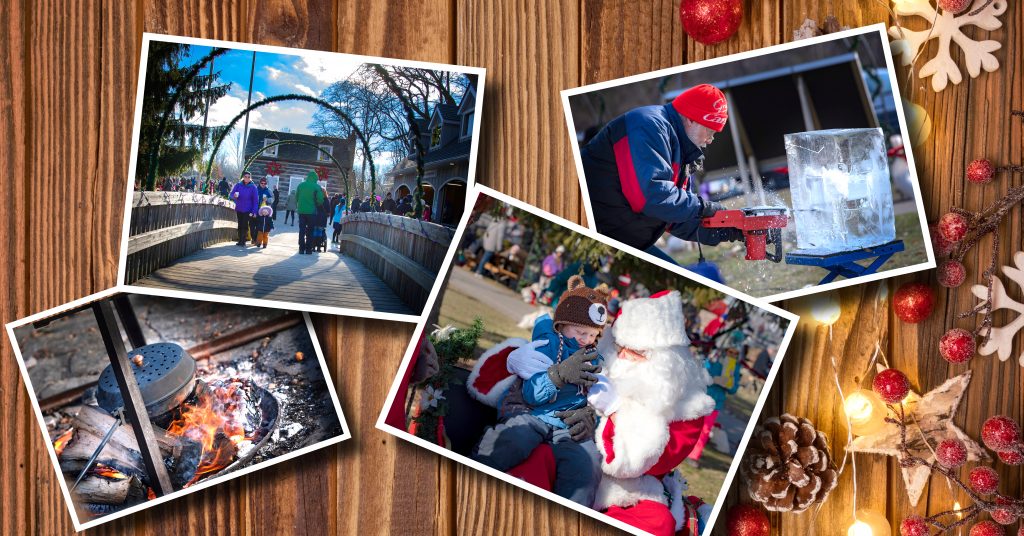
[992,497,1017,525]
[970,521,1006,536]
[725,503,770,536]
[936,438,968,467]
[679,0,744,46]
[967,158,996,184]
[937,259,967,288]
[997,447,1024,466]
[939,328,975,364]
[938,0,972,13]
[1018,525,1024,536]
[982,416,1021,451]
[894,282,935,323]
[930,224,955,257]
[900,515,929,536]
[873,369,911,404]
[939,212,969,242]
[968,466,1000,494]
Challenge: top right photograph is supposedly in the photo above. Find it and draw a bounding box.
[563,25,934,302]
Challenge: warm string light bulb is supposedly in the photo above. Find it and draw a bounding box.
[848,509,891,536]
[809,294,842,325]
[844,389,888,436]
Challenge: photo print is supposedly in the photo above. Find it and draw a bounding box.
[562,25,935,303]
[378,186,798,536]
[5,290,348,531]
[119,34,486,320]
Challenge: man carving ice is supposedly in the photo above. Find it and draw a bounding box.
[580,84,744,264]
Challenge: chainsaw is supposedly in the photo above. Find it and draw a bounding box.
[700,207,788,263]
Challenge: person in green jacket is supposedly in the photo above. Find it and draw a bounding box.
[296,170,325,254]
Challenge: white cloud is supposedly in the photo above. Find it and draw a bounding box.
[264,66,283,80]
[296,55,360,86]
[295,84,317,97]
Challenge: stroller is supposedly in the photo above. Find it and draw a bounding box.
[310,226,328,252]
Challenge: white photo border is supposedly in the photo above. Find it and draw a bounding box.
[4,287,351,532]
[375,183,800,536]
[116,32,488,321]
[560,24,936,303]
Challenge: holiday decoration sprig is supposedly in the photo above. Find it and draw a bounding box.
[409,319,483,443]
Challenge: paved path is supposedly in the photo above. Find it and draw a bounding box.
[133,218,413,314]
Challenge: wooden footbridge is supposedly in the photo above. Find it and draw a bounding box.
[123,192,455,315]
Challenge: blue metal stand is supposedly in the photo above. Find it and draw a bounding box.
[785,240,905,284]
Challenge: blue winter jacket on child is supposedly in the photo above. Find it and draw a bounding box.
[512,314,604,429]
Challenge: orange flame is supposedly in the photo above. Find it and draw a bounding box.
[52,428,74,457]
[92,463,128,480]
[165,380,256,487]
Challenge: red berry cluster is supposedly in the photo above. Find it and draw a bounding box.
[872,368,911,404]
[894,282,936,323]
[982,416,1024,466]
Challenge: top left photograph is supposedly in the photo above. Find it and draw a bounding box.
[118,34,485,321]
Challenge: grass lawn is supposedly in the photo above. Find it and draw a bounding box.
[437,283,532,359]
[673,209,928,297]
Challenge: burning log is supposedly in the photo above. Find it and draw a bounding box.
[69,471,146,505]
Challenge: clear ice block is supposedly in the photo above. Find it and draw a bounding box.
[784,128,896,255]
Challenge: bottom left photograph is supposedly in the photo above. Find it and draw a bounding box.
[4,290,349,531]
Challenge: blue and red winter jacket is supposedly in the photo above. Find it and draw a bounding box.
[581,103,724,251]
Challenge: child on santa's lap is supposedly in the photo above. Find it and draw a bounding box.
[472,276,610,507]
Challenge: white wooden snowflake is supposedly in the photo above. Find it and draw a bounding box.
[971,251,1024,367]
[888,0,1007,91]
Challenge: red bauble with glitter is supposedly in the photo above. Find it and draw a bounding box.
[939,212,969,242]
[992,497,1017,525]
[930,224,955,257]
[970,520,1007,536]
[679,0,744,45]
[967,158,996,184]
[997,447,1024,465]
[873,369,911,404]
[969,466,1000,494]
[939,328,975,364]
[938,0,972,13]
[937,259,967,288]
[900,515,929,536]
[725,503,770,536]
[936,438,968,467]
[982,416,1021,451]
[894,282,935,323]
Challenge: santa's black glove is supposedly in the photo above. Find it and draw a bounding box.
[700,199,725,218]
[548,348,601,389]
[556,406,597,442]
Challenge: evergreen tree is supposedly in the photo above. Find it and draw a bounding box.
[137,43,230,190]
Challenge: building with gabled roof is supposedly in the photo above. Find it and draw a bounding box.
[242,128,357,197]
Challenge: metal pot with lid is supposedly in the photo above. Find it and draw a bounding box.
[96,342,197,421]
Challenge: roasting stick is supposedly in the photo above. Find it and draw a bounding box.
[71,407,125,491]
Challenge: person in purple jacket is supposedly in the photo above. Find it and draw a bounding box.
[230,171,259,247]
[579,84,744,264]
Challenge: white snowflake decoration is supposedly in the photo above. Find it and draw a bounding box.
[888,0,1007,91]
[971,251,1024,367]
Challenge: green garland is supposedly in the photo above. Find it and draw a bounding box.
[411,318,483,442]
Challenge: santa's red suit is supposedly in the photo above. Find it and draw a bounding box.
[591,291,716,536]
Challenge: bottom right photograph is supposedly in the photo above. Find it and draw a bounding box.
[715,279,1024,536]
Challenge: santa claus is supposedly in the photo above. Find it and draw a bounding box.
[589,290,717,536]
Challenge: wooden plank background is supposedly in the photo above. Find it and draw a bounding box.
[0,0,1020,534]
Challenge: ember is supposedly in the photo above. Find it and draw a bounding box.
[165,378,261,486]
[92,463,128,480]
[53,428,73,456]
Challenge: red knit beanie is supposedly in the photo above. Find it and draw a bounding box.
[672,84,728,132]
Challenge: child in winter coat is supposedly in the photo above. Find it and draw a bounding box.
[254,205,275,248]
[472,275,609,507]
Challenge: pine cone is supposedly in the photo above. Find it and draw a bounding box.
[741,414,839,513]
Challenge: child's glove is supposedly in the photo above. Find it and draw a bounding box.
[547,348,600,389]
[555,406,596,442]
[586,374,621,416]
[506,340,553,379]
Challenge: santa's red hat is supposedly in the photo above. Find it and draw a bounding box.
[612,290,690,351]
[672,84,728,132]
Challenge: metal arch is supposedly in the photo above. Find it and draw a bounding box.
[241,139,351,199]
[204,94,378,197]
[145,47,231,191]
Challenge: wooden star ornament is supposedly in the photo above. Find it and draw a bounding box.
[847,369,989,506]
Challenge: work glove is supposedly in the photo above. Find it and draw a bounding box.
[704,227,745,243]
[556,406,597,442]
[699,199,725,218]
[586,373,621,416]
[506,340,554,379]
[547,348,601,389]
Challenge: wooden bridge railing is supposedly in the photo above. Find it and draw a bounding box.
[124,191,238,284]
[338,213,456,312]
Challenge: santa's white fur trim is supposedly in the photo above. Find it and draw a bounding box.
[612,291,690,351]
[466,337,529,407]
[597,404,670,479]
[663,470,688,532]
[593,475,667,511]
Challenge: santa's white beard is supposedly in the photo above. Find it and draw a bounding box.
[606,345,715,423]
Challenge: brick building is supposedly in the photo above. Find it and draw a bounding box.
[243,129,357,197]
